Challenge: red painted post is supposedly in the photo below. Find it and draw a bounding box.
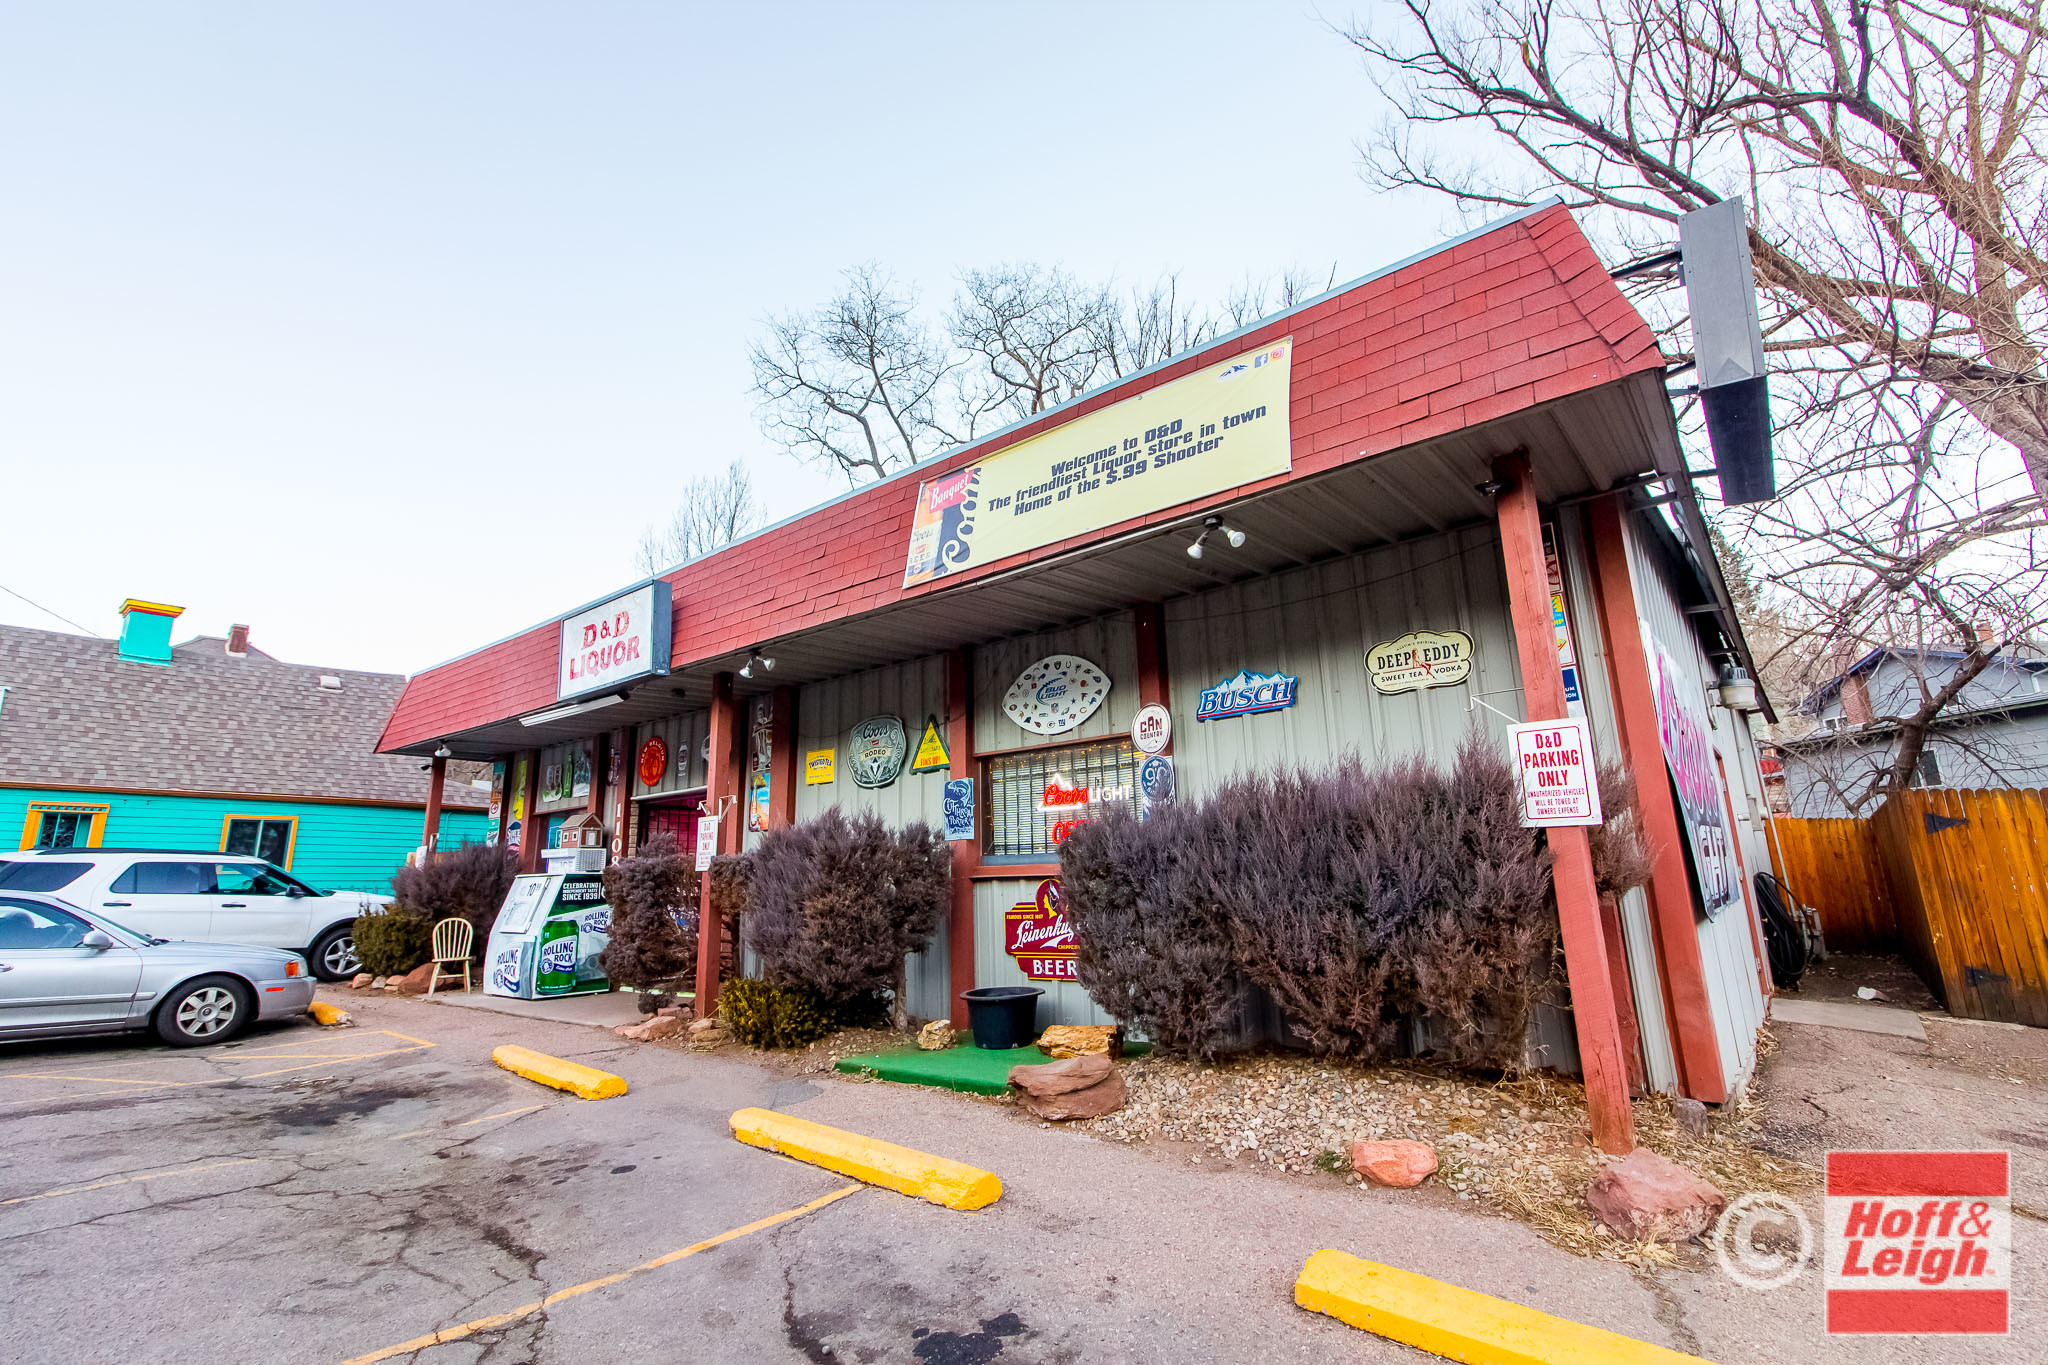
[1584,494,1730,1103]
[1133,602,1169,714]
[946,647,978,1029]
[1493,451,1635,1154]
[423,754,446,859]
[695,673,740,1019]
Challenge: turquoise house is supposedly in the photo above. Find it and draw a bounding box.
[0,602,489,893]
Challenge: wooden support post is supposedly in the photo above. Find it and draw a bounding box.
[1493,452,1634,1154]
[768,685,797,830]
[1584,494,1730,1103]
[946,647,978,1029]
[1133,601,1169,713]
[423,754,446,858]
[607,726,631,859]
[696,672,740,1020]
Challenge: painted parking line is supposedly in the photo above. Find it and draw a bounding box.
[338,1183,865,1364]
[0,1158,270,1208]
[0,1029,436,1108]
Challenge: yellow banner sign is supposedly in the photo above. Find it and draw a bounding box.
[902,339,1293,587]
[804,749,835,785]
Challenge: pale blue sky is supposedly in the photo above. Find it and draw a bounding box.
[1,3,1446,673]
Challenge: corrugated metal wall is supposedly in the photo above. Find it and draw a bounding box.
[973,876,1118,1027]
[1554,509,1679,1094]
[1163,523,1525,789]
[1624,512,1767,1091]
[631,711,709,799]
[789,654,953,1021]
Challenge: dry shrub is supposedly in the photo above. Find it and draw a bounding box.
[390,842,518,947]
[1588,760,1653,900]
[599,833,697,996]
[1058,732,1560,1069]
[743,809,949,1020]
[1058,798,1242,1060]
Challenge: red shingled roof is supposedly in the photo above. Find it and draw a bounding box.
[380,204,1661,753]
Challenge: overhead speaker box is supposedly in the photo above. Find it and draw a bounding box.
[1679,199,1776,505]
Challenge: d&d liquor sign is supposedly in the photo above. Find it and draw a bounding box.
[1004,879,1076,982]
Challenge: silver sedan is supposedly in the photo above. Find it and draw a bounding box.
[0,892,316,1047]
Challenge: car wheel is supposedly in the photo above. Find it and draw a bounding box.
[155,976,254,1047]
[309,925,359,981]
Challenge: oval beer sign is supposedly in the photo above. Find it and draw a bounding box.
[1002,655,1111,736]
[1367,629,1474,695]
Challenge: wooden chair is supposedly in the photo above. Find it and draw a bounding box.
[427,917,474,995]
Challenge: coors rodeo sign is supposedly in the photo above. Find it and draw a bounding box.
[902,339,1294,587]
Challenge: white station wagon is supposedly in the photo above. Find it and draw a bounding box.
[0,849,391,980]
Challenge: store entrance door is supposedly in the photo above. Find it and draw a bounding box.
[638,795,702,854]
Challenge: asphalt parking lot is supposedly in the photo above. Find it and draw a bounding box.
[2,991,2040,1364]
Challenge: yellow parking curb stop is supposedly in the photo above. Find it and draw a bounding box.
[492,1045,628,1100]
[1293,1249,1710,1364]
[728,1107,1001,1211]
[308,1001,352,1027]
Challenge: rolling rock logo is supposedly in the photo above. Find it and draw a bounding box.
[539,936,578,974]
[490,947,522,994]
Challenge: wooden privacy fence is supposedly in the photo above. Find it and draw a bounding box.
[1770,788,2048,1027]
[1765,817,1899,953]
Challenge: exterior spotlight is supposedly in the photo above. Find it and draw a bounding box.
[1189,516,1241,559]
[739,649,775,679]
[433,743,452,759]
[1475,479,1506,498]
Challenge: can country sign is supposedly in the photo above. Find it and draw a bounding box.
[1005,879,1076,982]
[902,339,1293,588]
[1826,1150,2010,1335]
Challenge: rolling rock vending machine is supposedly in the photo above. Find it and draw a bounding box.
[483,872,613,998]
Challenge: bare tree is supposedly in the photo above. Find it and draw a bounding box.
[1343,0,2048,806]
[1223,264,1340,329]
[750,262,1343,485]
[949,264,1120,420]
[749,265,969,485]
[1343,0,2048,503]
[636,460,766,576]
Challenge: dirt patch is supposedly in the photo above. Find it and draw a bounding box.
[1074,1043,1815,1263]
[1789,952,1941,1012]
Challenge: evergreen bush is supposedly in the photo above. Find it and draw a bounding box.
[352,906,435,976]
[390,842,517,949]
[599,834,698,1002]
[743,809,950,1025]
[717,978,838,1049]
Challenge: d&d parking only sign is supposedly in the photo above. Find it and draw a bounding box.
[1505,717,1604,828]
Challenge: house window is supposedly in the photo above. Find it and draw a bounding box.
[1910,746,1945,789]
[222,816,297,867]
[984,740,1145,859]
[17,803,108,851]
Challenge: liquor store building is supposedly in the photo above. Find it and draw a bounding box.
[378,203,1777,1148]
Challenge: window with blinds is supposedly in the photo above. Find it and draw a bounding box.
[985,739,1145,859]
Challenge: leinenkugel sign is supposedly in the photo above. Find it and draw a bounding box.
[556,582,672,701]
[902,339,1294,587]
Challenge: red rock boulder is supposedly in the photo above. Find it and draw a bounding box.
[1349,1140,1438,1188]
[1008,1054,1127,1120]
[395,962,437,996]
[1586,1149,1727,1242]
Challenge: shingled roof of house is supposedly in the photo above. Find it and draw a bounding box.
[0,623,490,808]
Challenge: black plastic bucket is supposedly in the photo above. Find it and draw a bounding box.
[961,986,1043,1050]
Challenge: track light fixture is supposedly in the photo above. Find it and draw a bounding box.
[1186,516,1246,560]
[739,648,775,680]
